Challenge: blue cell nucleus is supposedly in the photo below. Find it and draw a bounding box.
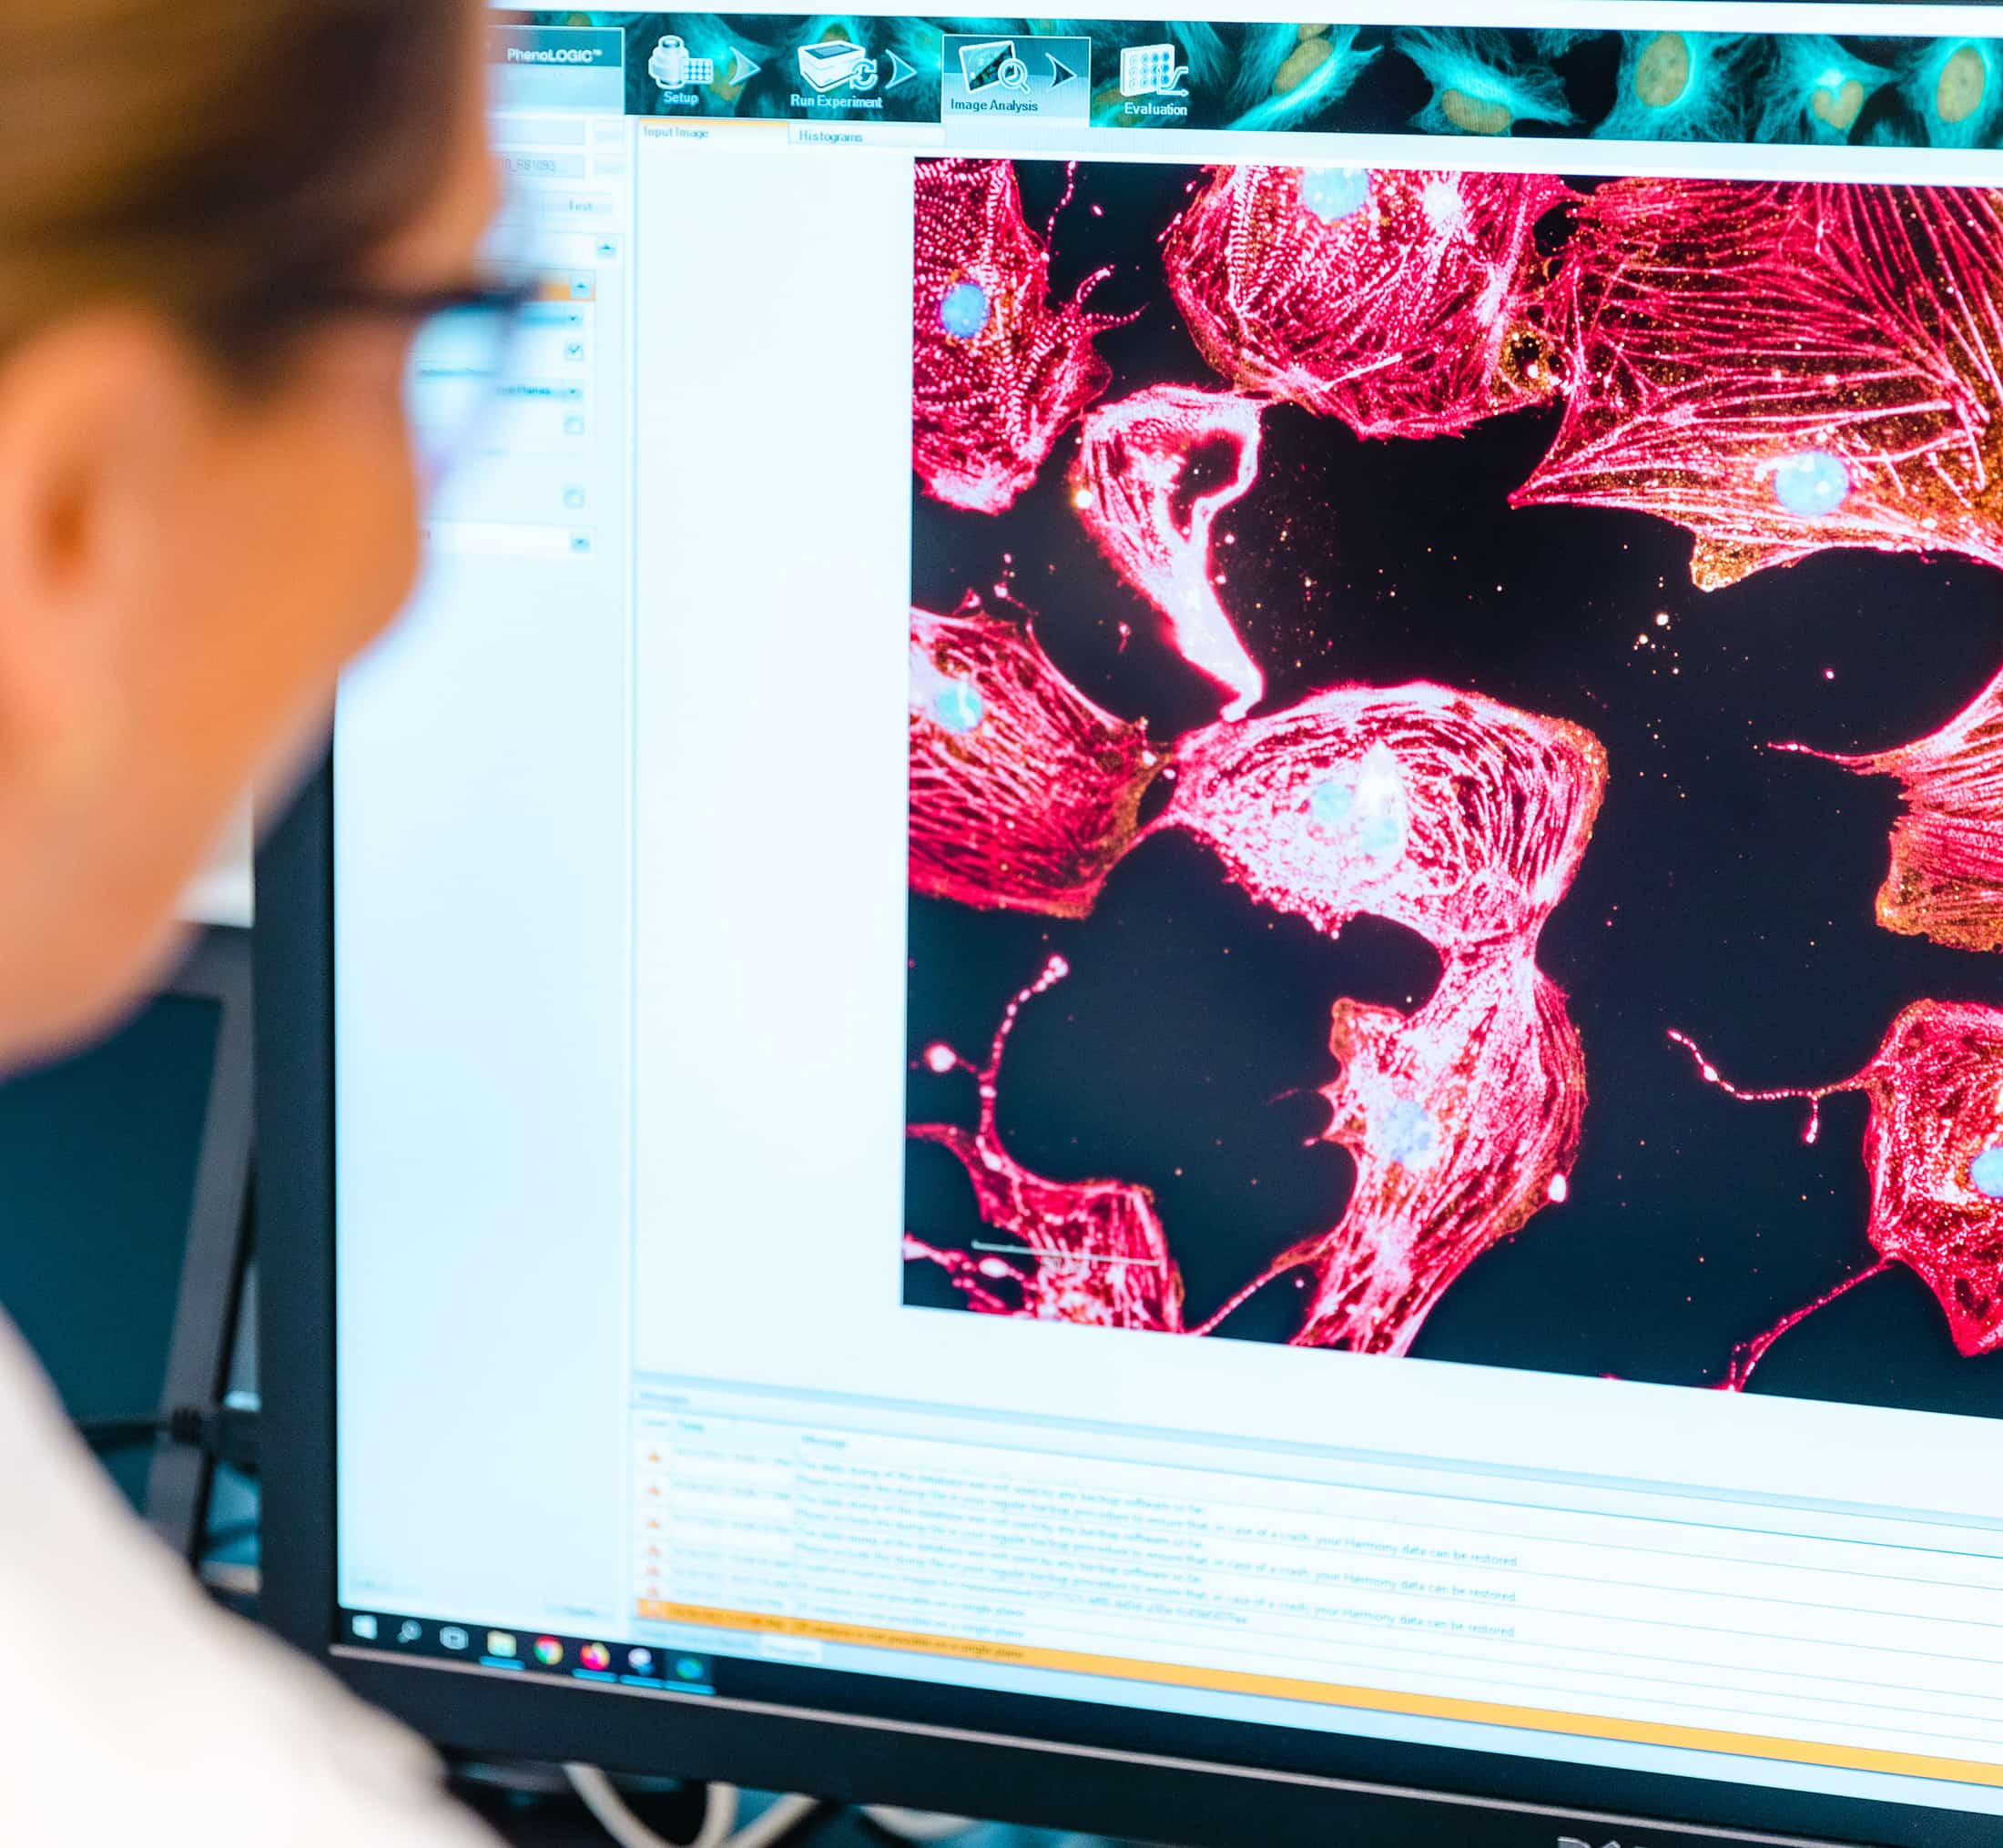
[1300,167,1371,223]
[1380,1098,1439,1168]
[1772,449,1850,516]
[1358,810,1406,860]
[930,679,985,735]
[1971,1144,2003,1199]
[940,280,991,340]
[1308,776,1357,828]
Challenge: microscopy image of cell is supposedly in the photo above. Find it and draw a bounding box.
[1776,665,2003,954]
[1070,387,1266,720]
[907,956,1186,1333]
[1144,683,1607,1354]
[906,675,1606,1356]
[1392,27,1571,137]
[1673,1002,2003,1380]
[1154,682,1608,952]
[1513,179,2003,589]
[1164,165,1571,439]
[1530,28,1601,60]
[1592,32,1754,141]
[1196,953,1588,1355]
[912,159,1131,516]
[910,595,1164,919]
[1900,38,2003,148]
[1225,24,1379,133]
[1752,35,1895,144]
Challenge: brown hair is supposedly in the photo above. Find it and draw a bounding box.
[0,0,467,359]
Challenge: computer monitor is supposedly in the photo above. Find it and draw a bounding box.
[259,8,2003,1844]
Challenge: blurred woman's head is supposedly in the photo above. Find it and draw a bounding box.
[0,0,493,1058]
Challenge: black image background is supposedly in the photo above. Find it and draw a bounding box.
[906,159,2003,1420]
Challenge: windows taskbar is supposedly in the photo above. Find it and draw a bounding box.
[336,1608,717,1694]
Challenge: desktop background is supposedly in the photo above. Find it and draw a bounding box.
[904,157,2003,1420]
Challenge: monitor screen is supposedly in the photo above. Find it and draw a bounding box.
[316,5,2003,1837]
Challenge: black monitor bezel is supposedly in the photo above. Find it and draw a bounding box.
[258,754,2003,1848]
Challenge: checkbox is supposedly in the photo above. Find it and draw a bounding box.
[564,340,586,362]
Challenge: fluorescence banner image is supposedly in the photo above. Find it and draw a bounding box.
[903,157,2003,1420]
[501,13,2003,147]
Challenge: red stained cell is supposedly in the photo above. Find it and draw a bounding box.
[1161,686,1604,1353]
[908,680,1606,1357]
[1673,1001,2003,1380]
[1156,682,1608,951]
[912,159,1129,515]
[1515,179,2003,590]
[906,957,1185,1332]
[909,596,1163,919]
[1162,165,1570,439]
[1196,960,1587,1356]
[1777,665,2003,954]
[1071,386,1266,721]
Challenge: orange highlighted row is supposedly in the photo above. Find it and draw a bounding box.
[635,1599,2003,1791]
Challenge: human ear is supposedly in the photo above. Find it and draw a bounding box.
[0,308,207,800]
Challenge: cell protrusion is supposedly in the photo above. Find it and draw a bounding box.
[1672,1000,2003,1379]
[906,955,1185,1332]
[1774,663,2003,955]
[1069,386,1267,721]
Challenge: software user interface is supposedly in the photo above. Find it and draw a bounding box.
[337,4,2003,1817]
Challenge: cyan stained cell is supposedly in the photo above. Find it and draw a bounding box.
[1394,26,1571,137]
[1594,30,1754,141]
[1752,35,1893,143]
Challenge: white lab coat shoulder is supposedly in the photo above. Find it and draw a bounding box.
[0,1312,499,1848]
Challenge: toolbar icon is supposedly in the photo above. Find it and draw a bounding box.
[648,35,713,91]
[1120,43,1188,97]
[439,1626,470,1651]
[960,38,1029,93]
[798,40,878,94]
